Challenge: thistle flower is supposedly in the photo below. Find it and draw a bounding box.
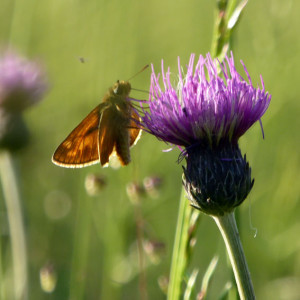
[0,50,47,150]
[0,51,47,111]
[141,53,271,216]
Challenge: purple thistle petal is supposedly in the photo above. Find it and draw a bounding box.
[141,52,271,148]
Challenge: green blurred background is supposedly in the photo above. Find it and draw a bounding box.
[0,0,299,299]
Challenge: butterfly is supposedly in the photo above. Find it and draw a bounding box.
[52,80,141,168]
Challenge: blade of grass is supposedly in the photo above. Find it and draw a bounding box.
[167,187,192,300]
[183,269,199,300]
[199,256,219,299]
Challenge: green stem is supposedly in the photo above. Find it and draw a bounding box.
[0,229,4,300]
[69,186,91,300]
[167,188,192,300]
[213,211,255,300]
[0,151,28,300]
[134,203,148,300]
[210,0,229,59]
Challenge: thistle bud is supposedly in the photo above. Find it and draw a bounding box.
[183,143,254,216]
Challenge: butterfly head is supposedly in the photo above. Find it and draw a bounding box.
[112,80,131,97]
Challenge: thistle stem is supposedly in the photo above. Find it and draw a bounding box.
[213,211,255,300]
[0,150,28,300]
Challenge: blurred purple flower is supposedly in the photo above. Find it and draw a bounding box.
[0,50,47,112]
[0,50,48,150]
[142,52,271,148]
[140,53,271,216]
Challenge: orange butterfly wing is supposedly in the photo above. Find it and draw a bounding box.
[52,103,109,168]
[98,105,129,166]
[98,105,141,166]
[129,108,142,147]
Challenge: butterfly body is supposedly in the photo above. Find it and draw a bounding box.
[52,80,141,168]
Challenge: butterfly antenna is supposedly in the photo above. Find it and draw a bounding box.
[127,65,149,81]
[131,103,149,112]
[131,88,149,94]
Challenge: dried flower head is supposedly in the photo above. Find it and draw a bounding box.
[126,181,146,204]
[143,175,163,198]
[140,53,271,216]
[85,173,107,196]
[39,262,57,293]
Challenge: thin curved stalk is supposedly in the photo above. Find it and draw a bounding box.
[0,151,28,300]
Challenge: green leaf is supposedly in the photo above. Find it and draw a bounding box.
[218,282,234,300]
[183,269,199,300]
[167,188,193,300]
[228,0,248,30]
[199,256,219,299]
